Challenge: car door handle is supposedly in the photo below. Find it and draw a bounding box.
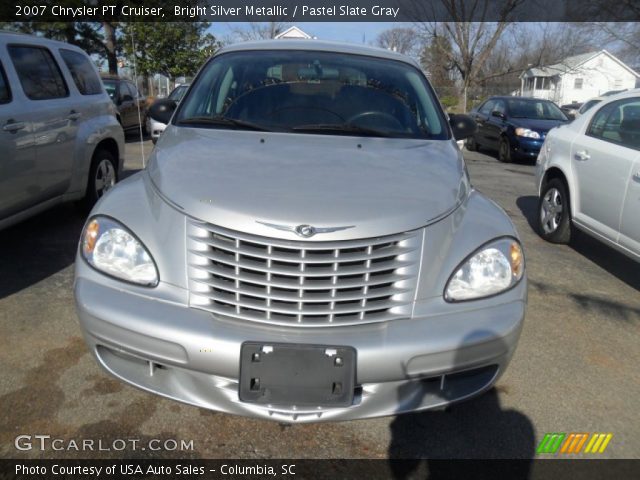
[2,120,26,133]
[574,150,590,161]
[68,110,82,121]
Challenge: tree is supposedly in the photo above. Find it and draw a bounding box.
[375,27,419,56]
[229,22,290,41]
[102,22,119,75]
[413,0,524,111]
[1,21,121,74]
[420,35,456,92]
[584,22,640,66]
[121,23,218,88]
[475,23,597,99]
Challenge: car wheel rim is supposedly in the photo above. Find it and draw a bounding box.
[540,187,564,234]
[95,159,116,198]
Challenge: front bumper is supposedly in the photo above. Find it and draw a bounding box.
[511,136,543,159]
[75,272,525,423]
[146,117,166,142]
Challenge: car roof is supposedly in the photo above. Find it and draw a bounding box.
[486,96,556,102]
[590,89,640,101]
[215,39,421,69]
[0,30,87,55]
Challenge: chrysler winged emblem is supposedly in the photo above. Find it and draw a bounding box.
[256,221,354,238]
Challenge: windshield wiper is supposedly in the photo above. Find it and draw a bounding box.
[291,123,395,138]
[177,116,271,131]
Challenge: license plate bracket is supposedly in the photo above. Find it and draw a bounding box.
[239,342,356,407]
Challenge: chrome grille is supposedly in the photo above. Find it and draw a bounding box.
[187,220,422,327]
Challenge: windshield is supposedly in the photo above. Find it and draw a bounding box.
[507,99,567,120]
[580,99,601,113]
[169,85,189,102]
[103,80,117,101]
[176,50,448,139]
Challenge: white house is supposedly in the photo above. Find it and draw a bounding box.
[274,26,314,40]
[519,50,639,105]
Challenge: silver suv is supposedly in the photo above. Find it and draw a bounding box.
[75,41,527,422]
[0,32,124,230]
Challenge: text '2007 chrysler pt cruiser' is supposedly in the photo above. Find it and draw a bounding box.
[74,40,526,422]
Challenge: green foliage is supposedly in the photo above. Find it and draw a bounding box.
[0,21,106,56]
[440,96,458,109]
[121,23,218,79]
[0,21,218,78]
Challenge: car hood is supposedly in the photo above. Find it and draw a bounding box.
[510,118,567,133]
[147,127,468,240]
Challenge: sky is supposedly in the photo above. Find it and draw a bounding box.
[208,22,406,45]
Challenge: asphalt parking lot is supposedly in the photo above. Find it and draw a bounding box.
[1,135,638,461]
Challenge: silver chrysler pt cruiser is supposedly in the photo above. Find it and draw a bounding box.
[74,41,526,422]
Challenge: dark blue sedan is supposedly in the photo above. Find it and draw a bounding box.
[466,96,569,162]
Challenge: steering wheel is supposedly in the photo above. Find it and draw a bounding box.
[346,111,404,130]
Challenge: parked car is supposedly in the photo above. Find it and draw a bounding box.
[146,83,190,144]
[466,96,569,162]
[575,96,605,118]
[102,75,147,133]
[0,31,124,231]
[75,40,526,423]
[601,89,628,97]
[560,102,582,120]
[536,89,639,261]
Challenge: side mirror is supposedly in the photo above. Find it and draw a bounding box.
[449,114,477,140]
[491,110,506,119]
[148,99,177,125]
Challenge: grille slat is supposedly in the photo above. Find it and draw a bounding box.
[202,294,401,316]
[189,234,415,263]
[191,277,404,303]
[187,221,421,327]
[189,249,411,277]
[189,265,409,290]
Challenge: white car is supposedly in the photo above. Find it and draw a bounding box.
[536,89,640,261]
[146,84,190,143]
[574,96,605,118]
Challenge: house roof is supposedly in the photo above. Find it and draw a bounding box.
[521,50,640,79]
[274,26,312,40]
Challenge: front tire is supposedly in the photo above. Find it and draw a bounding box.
[498,136,512,163]
[465,135,478,152]
[84,149,118,209]
[538,178,572,243]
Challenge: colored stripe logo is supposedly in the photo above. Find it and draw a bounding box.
[537,433,613,454]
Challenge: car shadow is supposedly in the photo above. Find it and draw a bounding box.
[515,196,538,232]
[475,145,535,166]
[388,332,535,478]
[121,168,143,181]
[570,230,640,291]
[516,195,639,292]
[124,129,150,144]
[0,204,87,299]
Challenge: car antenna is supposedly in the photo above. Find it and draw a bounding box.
[129,29,146,169]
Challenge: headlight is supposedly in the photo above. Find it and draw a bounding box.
[515,128,540,139]
[445,238,524,302]
[81,216,158,286]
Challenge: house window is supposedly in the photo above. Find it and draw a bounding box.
[574,78,584,89]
